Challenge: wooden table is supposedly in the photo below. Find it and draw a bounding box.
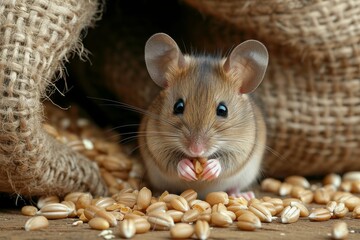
[0,191,359,240]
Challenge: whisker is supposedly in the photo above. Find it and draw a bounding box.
[118,134,180,144]
[103,129,180,143]
[118,136,140,144]
[213,118,252,133]
[216,138,287,162]
[204,117,217,136]
[127,143,145,155]
[118,131,181,137]
[89,97,182,131]
[107,124,141,132]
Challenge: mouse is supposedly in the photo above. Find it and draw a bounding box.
[139,33,268,199]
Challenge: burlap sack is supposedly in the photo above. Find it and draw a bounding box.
[71,0,360,178]
[182,0,360,177]
[0,0,107,197]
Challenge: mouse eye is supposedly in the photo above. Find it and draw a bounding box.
[173,99,185,115]
[216,102,228,118]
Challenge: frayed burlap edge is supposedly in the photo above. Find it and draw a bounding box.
[0,0,107,197]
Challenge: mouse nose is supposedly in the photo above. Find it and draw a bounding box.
[189,142,205,156]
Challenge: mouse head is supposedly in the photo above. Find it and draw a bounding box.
[144,33,268,160]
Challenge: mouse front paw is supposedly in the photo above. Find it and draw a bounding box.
[226,187,255,201]
[201,158,221,181]
[227,189,255,201]
[177,158,198,181]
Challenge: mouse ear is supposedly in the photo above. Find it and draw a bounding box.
[223,40,268,94]
[145,33,186,88]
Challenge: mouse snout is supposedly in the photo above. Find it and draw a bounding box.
[189,142,205,156]
[185,130,212,157]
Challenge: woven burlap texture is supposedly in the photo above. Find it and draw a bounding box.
[0,0,107,197]
[183,0,360,176]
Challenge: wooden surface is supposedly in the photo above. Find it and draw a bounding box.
[1,192,360,240]
[0,207,359,240]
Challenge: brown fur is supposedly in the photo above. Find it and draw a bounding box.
[139,54,266,194]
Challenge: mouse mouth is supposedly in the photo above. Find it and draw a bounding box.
[173,146,219,163]
[181,152,218,161]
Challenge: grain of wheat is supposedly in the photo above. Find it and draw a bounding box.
[195,220,210,240]
[170,223,194,239]
[331,221,349,240]
[89,217,110,230]
[21,206,38,216]
[24,216,49,231]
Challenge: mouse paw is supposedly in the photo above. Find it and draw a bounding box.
[227,189,255,201]
[201,159,221,181]
[177,158,198,181]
